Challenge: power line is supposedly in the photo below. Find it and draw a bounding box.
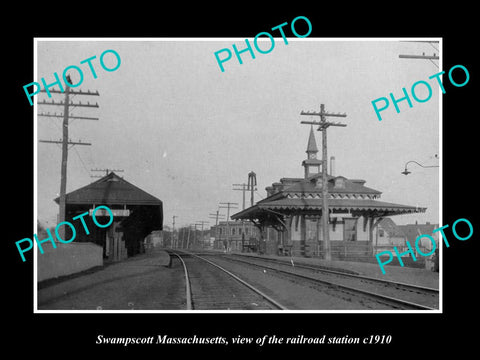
[72,146,91,177]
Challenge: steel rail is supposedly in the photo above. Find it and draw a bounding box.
[175,250,288,310]
[168,251,193,310]
[219,255,436,310]
[230,253,439,295]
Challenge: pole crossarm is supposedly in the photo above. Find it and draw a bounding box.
[300,120,347,128]
[398,54,439,60]
[91,168,124,175]
[40,89,100,96]
[38,100,99,108]
[300,110,347,117]
[39,139,91,146]
[38,112,99,121]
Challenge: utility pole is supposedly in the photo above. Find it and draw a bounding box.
[248,171,257,207]
[172,215,177,248]
[186,225,192,249]
[196,221,209,249]
[300,103,347,261]
[192,224,197,249]
[38,77,99,239]
[233,183,247,252]
[179,226,185,249]
[219,202,238,252]
[209,210,225,227]
[232,183,248,210]
[209,210,225,250]
[182,226,187,249]
[233,179,256,251]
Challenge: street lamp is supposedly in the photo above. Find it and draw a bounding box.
[402,160,439,175]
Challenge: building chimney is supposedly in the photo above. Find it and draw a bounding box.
[330,156,335,176]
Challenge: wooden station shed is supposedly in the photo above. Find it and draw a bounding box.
[54,172,163,261]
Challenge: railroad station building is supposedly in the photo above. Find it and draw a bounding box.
[210,220,260,251]
[55,171,163,262]
[231,127,426,260]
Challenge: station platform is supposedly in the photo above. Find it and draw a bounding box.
[37,248,173,310]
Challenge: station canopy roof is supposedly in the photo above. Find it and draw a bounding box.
[232,174,425,220]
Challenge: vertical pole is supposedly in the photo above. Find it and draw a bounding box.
[58,84,70,239]
[215,210,220,249]
[242,183,246,210]
[194,224,197,249]
[241,184,246,252]
[172,215,176,248]
[226,206,230,252]
[248,171,256,207]
[286,216,292,256]
[320,104,331,261]
[316,216,321,257]
[300,215,307,256]
[300,103,346,260]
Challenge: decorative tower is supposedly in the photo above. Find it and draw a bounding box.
[302,126,322,178]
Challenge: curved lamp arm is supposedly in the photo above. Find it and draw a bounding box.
[402,160,439,175]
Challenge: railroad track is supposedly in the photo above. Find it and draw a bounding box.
[216,253,439,310]
[167,250,287,310]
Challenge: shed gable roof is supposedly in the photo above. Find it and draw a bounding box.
[54,172,163,206]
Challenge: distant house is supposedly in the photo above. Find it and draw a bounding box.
[397,222,439,256]
[374,219,439,258]
[375,218,407,253]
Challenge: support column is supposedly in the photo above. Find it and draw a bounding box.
[370,216,384,255]
[300,215,307,257]
[322,212,331,260]
[368,216,375,255]
[259,225,266,255]
[316,216,321,257]
[285,215,292,256]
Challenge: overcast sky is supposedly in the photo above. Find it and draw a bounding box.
[35,38,440,230]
